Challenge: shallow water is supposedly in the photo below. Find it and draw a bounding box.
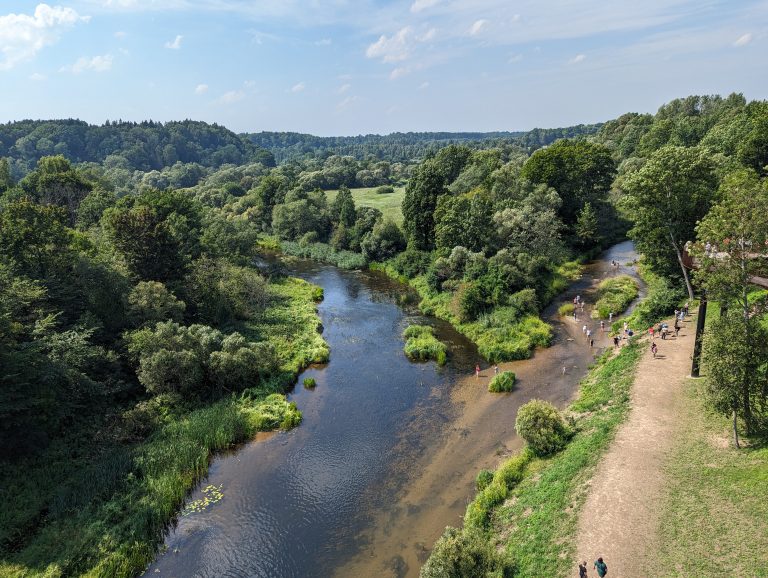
[144,241,640,578]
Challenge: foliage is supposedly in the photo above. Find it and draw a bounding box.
[127,281,186,327]
[520,139,616,225]
[280,240,367,269]
[593,275,639,319]
[402,159,448,250]
[403,324,448,365]
[361,219,406,262]
[702,312,768,445]
[488,371,516,393]
[621,145,719,296]
[419,527,514,578]
[303,377,317,389]
[558,303,575,316]
[514,399,571,456]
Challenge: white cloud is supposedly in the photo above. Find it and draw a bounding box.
[569,53,586,63]
[291,81,305,92]
[218,89,245,104]
[411,0,440,13]
[508,53,523,63]
[336,95,358,112]
[165,34,183,49]
[29,72,46,81]
[419,28,436,42]
[0,4,89,70]
[194,83,208,94]
[367,27,414,62]
[733,32,752,47]
[418,81,430,89]
[337,83,351,94]
[114,30,127,39]
[389,66,408,80]
[469,19,487,36]
[61,54,113,73]
[315,38,331,46]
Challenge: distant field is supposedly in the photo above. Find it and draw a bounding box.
[325,187,405,225]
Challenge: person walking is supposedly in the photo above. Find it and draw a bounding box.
[583,324,587,334]
[594,557,608,578]
[649,326,655,339]
[579,561,588,578]
[613,335,620,348]
[684,301,690,316]
[475,364,480,379]
[600,320,605,332]
[590,338,594,348]
[651,342,658,358]
[494,364,499,376]
[586,328,592,340]
[608,312,613,323]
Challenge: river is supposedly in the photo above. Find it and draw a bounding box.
[144,241,640,578]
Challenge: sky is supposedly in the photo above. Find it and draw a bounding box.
[1,1,767,136]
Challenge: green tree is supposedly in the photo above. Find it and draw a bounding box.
[622,145,719,299]
[127,281,186,327]
[331,185,356,228]
[574,201,599,247]
[514,399,571,456]
[360,219,406,262]
[693,170,768,440]
[0,157,13,193]
[520,139,615,226]
[402,159,447,250]
[702,313,768,448]
[19,155,93,224]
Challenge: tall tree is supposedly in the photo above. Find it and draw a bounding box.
[622,145,719,299]
[519,139,615,226]
[402,159,447,250]
[693,170,768,440]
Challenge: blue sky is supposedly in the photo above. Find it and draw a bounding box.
[1,1,767,135]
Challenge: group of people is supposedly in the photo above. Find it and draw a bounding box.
[579,557,608,577]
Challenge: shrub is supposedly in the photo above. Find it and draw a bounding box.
[514,399,571,456]
[558,303,575,317]
[488,371,516,393]
[420,527,513,578]
[375,185,395,194]
[360,219,406,262]
[303,377,316,389]
[403,324,448,365]
[475,469,494,491]
[389,247,431,278]
[593,275,639,319]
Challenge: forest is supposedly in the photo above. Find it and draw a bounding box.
[1,92,767,577]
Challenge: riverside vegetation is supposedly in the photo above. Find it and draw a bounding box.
[2,92,768,576]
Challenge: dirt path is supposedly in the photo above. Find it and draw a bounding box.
[575,314,697,577]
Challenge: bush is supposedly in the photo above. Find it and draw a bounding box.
[593,275,639,319]
[389,247,431,278]
[558,303,575,317]
[375,185,395,194]
[420,527,513,578]
[475,469,494,491]
[403,324,448,365]
[360,219,406,262]
[303,377,316,389]
[515,399,571,456]
[488,371,516,393]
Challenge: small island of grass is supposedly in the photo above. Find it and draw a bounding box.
[403,324,448,365]
[488,371,516,392]
[593,275,639,319]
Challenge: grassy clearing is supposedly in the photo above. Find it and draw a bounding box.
[655,371,768,576]
[558,303,575,317]
[421,342,643,577]
[0,277,328,578]
[592,275,639,319]
[326,186,405,225]
[403,324,448,365]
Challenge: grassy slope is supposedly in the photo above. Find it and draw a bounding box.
[0,277,328,578]
[326,187,405,224]
[654,296,768,576]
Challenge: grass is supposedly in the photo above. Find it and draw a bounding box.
[558,303,575,317]
[403,324,448,365]
[592,275,639,319]
[0,276,328,578]
[654,358,768,576]
[325,186,405,225]
[278,240,367,270]
[303,377,317,388]
[488,371,516,393]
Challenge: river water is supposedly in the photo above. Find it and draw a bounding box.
[144,241,640,578]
